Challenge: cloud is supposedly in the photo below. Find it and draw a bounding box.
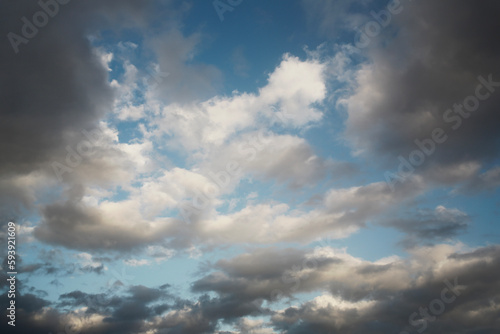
[192,176,424,246]
[192,244,500,333]
[341,0,500,187]
[34,199,180,251]
[454,165,500,194]
[202,132,336,189]
[0,0,158,221]
[3,244,499,333]
[233,318,275,334]
[192,246,410,303]
[386,205,469,248]
[146,28,223,104]
[153,54,327,152]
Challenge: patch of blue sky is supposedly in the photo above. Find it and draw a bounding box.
[330,224,408,261]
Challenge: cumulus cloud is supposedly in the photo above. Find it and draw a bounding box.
[190,175,425,246]
[152,54,327,152]
[33,176,422,251]
[341,0,500,187]
[387,205,469,248]
[194,244,500,333]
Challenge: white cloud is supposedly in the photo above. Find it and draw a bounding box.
[153,54,327,152]
[195,177,425,246]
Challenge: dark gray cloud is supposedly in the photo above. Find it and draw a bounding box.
[59,284,172,320]
[0,0,154,221]
[189,245,500,333]
[43,286,221,334]
[191,247,342,302]
[0,1,109,171]
[2,245,499,333]
[271,246,500,334]
[455,166,500,194]
[386,206,469,249]
[34,200,181,251]
[342,0,500,186]
[11,0,222,252]
[1,1,500,334]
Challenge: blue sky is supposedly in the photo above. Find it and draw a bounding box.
[1,1,500,333]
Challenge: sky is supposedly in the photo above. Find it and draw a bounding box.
[1,0,500,333]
